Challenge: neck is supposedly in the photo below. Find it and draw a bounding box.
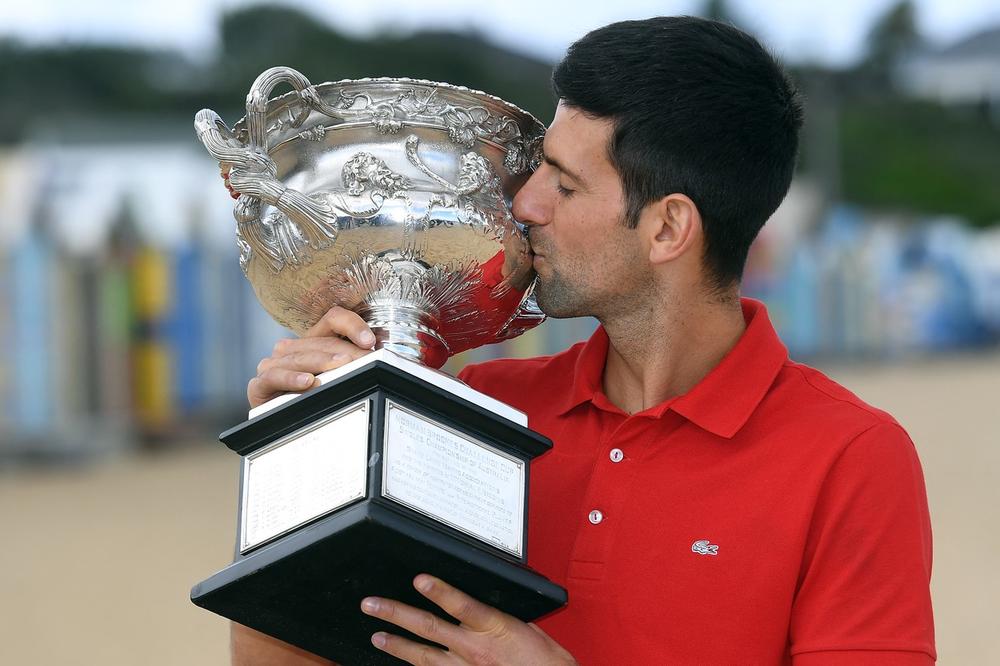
[600,288,746,414]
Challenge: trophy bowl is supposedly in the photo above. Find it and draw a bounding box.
[195,66,547,368]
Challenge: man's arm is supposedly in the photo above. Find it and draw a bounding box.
[789,421,935,664]
[231,624,336,666]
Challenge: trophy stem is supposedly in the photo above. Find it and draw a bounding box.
[358,302,450,369]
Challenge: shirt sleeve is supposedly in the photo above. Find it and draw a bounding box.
[456,362,485,390]
[789,421,936,664]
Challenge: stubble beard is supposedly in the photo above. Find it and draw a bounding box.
[528,229,600,319]
[533,263,590,319]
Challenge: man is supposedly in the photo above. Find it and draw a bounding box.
[236,16,935,665]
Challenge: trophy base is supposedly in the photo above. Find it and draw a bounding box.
[191,351,566,665]
[191,499,565,665]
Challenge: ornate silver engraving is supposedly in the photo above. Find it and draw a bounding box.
[297,125,328,142]
[505,133,544,175]
[246,76,544,176]
[342,153,411,197]
[325,87,530,157]
[404,135,509,242]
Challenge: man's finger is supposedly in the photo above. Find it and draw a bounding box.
[247,368,316,408]
[412,575,505,633]
[360,597,464,652]
[271,336,365,358]
[369,632,450,666]
[256,350,351,377]
[305,306,375,349]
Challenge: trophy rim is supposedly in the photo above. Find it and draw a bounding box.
[231,75,548,140]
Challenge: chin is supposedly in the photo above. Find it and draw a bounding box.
[534,281,587,320]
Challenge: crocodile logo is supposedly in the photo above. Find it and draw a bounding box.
[691,539,719,556]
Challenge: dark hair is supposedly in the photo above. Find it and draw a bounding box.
[552,16,804,290]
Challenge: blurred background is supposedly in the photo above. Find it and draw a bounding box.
[1,0,998,663]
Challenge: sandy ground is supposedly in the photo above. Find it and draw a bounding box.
[1,352,998,665]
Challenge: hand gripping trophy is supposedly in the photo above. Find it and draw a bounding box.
[189,66,566,664]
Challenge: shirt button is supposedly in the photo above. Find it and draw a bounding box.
[588,509,604,525]
[609,448,624,463]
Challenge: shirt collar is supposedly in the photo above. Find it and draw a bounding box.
[555,298,788,439]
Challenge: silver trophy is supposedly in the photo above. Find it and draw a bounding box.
[189,66,566,665]
[193,65,546,367]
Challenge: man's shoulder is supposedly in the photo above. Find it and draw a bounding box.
[767,359,906,443]
[457,341,586,407]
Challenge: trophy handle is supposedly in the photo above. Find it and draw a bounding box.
[194,66,351,268]
[245,66,317,153]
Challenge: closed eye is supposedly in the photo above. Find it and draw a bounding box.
[556,183,576,198]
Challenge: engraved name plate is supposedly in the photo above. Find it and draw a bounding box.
[382,401,525,557]
[241,401,370,552]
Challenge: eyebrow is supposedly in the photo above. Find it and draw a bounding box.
[542,153,588,189]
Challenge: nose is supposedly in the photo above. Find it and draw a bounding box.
[511,167,550,228]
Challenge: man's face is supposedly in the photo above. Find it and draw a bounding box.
[512,103,650,319]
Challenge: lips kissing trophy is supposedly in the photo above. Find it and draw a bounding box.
[189,66,567,664]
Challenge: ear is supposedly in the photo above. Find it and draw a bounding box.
[643,193,701,265]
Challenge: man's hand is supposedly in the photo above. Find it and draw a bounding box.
[360,574,576,666]
[247,306,376,408]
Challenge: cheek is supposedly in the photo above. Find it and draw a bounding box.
[558,197,621,242]
[549,205,589,255]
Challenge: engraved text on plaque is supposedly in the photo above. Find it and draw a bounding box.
[382,401,525,557]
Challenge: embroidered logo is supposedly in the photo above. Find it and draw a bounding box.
[691,539,719,556]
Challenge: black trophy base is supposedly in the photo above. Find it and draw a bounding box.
[191,499,566,665]
[192,354,566,664]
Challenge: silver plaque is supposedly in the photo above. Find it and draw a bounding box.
[241,401,370,552]
[381,400,525,557]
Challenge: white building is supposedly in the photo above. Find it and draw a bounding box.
[899,26,1000,112]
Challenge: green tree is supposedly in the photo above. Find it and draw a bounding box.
[861,0,924,86]
[215,5,554,119]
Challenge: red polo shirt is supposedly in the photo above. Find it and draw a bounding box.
[458,298,935,665]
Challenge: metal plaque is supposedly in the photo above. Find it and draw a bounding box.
[382,400,525,557]
[241,401,370,553]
